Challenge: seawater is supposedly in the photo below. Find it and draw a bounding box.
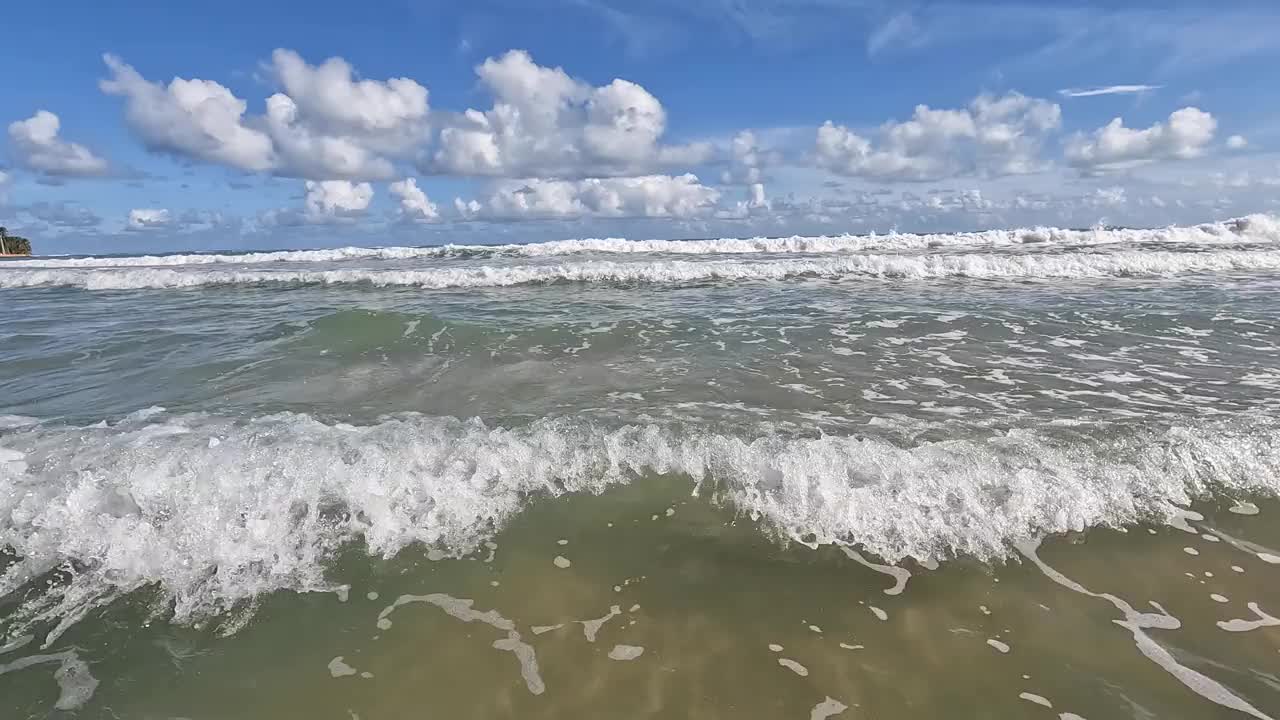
[4,215,1280,718]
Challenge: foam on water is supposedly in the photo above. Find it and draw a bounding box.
[6,248,1280,291]
[1217,603,1280,633]
[0,649,98,710]
[1019,540,1273,720]
[2,409,1279,644]
[6,214,1277,269]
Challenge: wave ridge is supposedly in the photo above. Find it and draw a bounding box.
[2,410,1277,640]
[3,214,1277,269]
[5,249,1280,291]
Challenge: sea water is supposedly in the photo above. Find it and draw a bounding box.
[3,215,1280,718]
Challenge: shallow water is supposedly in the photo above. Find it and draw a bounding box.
[4,216,1280,718]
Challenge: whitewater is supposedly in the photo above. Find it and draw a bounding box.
[5,215,1280,718]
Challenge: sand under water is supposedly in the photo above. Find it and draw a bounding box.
[4,216,1280,718]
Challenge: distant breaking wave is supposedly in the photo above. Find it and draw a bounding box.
[3,214,1278,269]
[2,410,1277,641]
[4,249,1280,290]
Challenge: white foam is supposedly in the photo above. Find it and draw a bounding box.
[1019,540,1272,720]
[607,644,644,661]
[579,605,621,642]
[4,410,1280,642]
[328,656,358,677]
[7,248,1280,291]
[7,214,1276,269]
[839,546,911,595]
[1020,692,1053,708]
[375,593,543,695]
[1217,603,1280,632]
[810,697,849,720]
[778,658,809,676]
[987,639,1010,653]
[0,649,98,710]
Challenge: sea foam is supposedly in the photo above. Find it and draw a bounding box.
[2,410,1277,643]
[4,248,1280,290]
[3,214,1277,269]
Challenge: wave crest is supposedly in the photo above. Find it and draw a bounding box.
[5,249,1280,290]
[3,214,1277,269]
[3,410,1277,642]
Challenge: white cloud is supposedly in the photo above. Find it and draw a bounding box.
[388,177,439,222]
[1227,134,1248,150]
[1065,107,1217,171]
[101,51,430,181]
[269,49,428,137]
[432,50,710,178]
[259,180,375,227]
[815,92,1061,181]
[261,50,430,180]
[263,93,396,180]
[305,180,373,218]
[127,208,172,230]
[1058,85,1161,98]
[456,174,719,220]
[101,54,276,172]
[720,130,781,185]
[8,110,109,177]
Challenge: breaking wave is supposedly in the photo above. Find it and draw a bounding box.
[5,249,1280,290]
[3,214,1277,269]
[3,409,1278,642]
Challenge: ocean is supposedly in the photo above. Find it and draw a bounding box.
[3,216,1280,719]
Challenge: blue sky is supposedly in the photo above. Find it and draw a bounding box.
[2,0,1279,253]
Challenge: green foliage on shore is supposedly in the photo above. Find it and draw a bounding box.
[0,226,32,255]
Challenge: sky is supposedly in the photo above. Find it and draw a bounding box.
[2,0,1279,253]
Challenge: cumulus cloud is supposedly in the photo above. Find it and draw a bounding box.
[1227,134,1248,150]
[258,180,374,227]
[1065,107,1217,171]
[719,130,781,185]
[1058,85,1161,98]
[432,50,710,178]
[8,110,109,177]
[127,208,172,230]
[102,55,276,172]
[455,174,719,220]
[269,49,428,137]
[101,51,430,181]
[814,92,1061,181]
[388,177,439,222]
[262,50,430,180]
[305,180,373,218]
[262,93,397,180]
